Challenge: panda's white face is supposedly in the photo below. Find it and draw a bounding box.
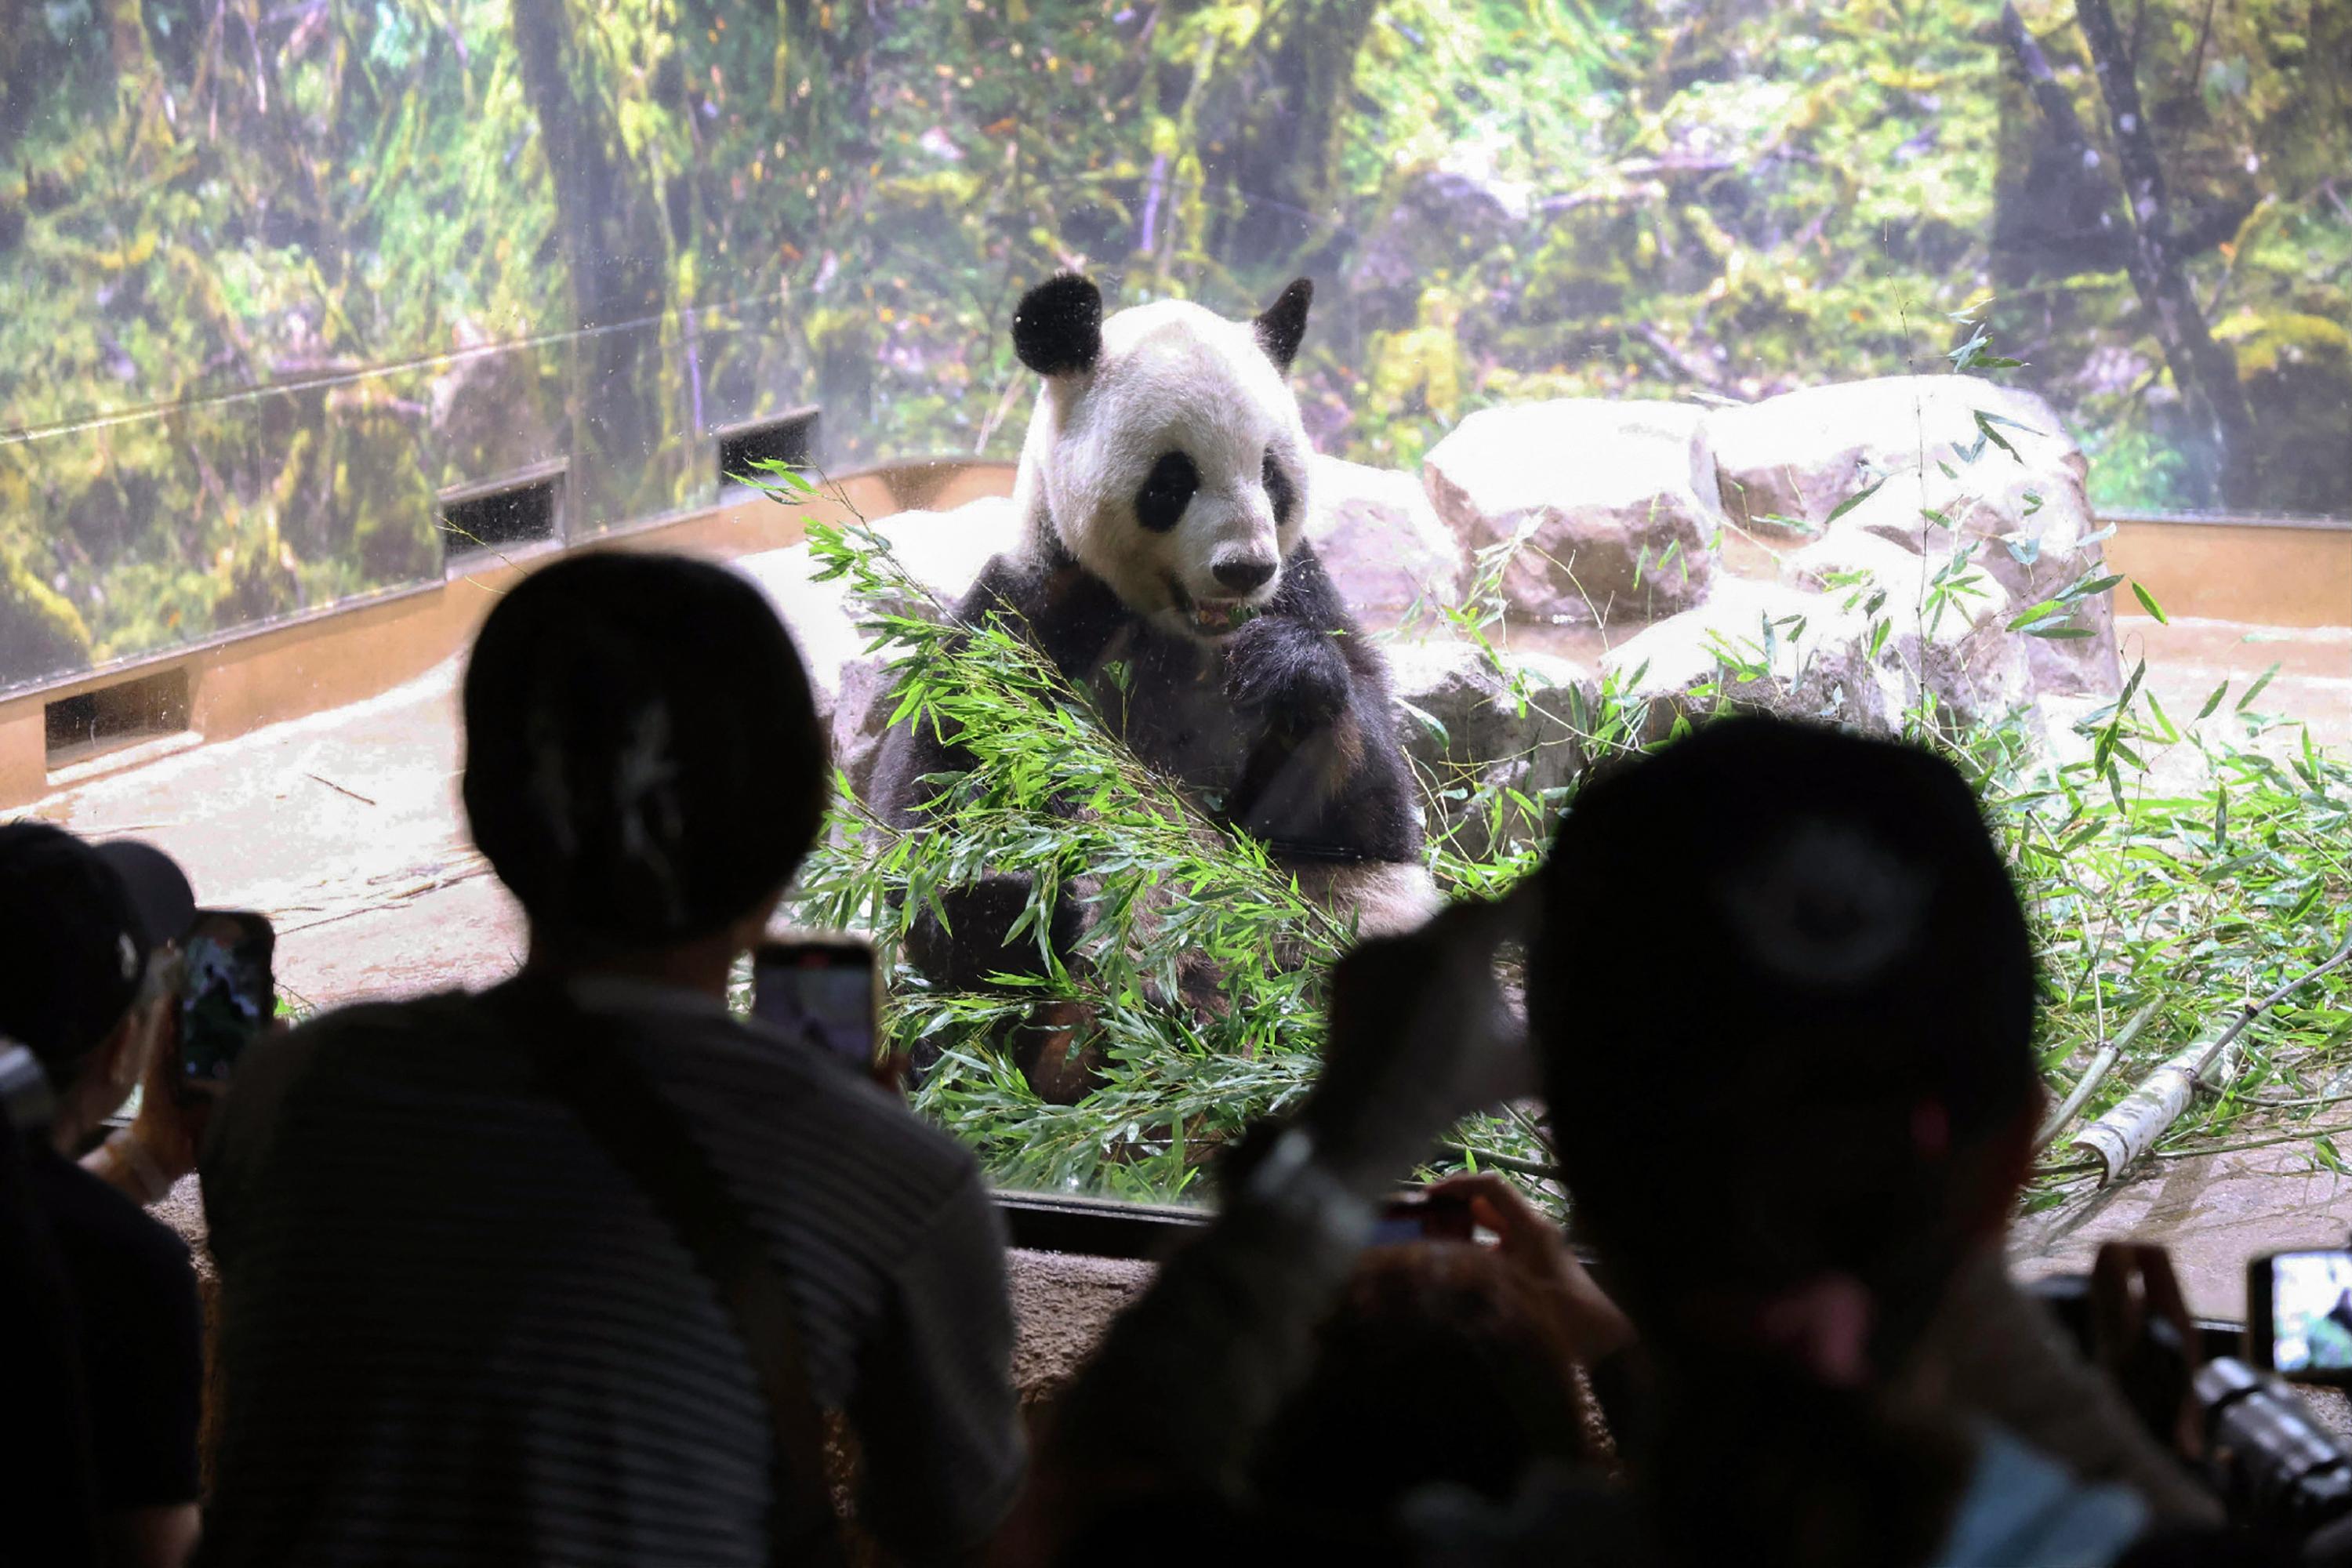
[1018,297,1312,644]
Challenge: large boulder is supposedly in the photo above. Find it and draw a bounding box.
[1384,637,1592,855]
[1305,455,1465,618]
[1702,376,2120,697]
[1421,400,1724,629]
[1704,376,2082,536]
[1791,530,2034,731]
[733,495,1023,794]
[1600,578,1899,742]
[1843,463,2122,698]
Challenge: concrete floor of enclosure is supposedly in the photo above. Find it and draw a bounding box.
[17,557,2349,1325]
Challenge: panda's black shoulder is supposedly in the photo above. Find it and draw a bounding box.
[954,548,1134,677]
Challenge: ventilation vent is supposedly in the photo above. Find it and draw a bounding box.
[45,667,191,772]
[717,407,820,493]
[439,463,565,564]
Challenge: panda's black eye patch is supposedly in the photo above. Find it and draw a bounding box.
[1135,451,1199,533]
[1262,451,1296,527]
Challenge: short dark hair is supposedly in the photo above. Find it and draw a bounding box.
[0,825,194,1088]
[1530,717,2036,1312]
[462,551,828,946]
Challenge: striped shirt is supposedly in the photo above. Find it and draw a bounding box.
[197,977,1022,1566]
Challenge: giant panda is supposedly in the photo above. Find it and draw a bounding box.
[869,274,1437,1097]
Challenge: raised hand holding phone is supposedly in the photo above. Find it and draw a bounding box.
[177,911,275,1094]
[1297,884,1538,1197]
[752,935,899,1088]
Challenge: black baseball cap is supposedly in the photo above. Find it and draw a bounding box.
[0,823,198,1083]
[1531,716,2036,1308]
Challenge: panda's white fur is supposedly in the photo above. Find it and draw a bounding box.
[1011,297,1315,644]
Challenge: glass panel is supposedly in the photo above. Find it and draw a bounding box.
[14,2,2347,1221]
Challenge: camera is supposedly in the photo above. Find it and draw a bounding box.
[2194,1356,2352,1534]
[176,910,276,1094]
[1368,1189,1476,1247]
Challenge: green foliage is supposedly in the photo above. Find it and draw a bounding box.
[785,506,1358,1199]
[3,0,2343,666]
[1996,700,2352,1210]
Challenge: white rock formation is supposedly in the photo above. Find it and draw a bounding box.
[1384,637,1592,853]
[1422,398,1725,628]
[1305,454,1465,615]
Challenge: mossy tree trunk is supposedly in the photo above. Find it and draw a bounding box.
[2073,0,2259,510]
[779,0,877,456]
[510,0,671,525]
[1218,0,1381,273]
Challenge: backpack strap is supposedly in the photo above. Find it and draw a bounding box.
[488,978,848,1568]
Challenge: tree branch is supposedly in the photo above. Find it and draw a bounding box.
[2071,0,2259,507]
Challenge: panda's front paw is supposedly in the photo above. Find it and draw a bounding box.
[1224,615,1349,729]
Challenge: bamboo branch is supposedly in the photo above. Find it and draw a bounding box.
[2034,997,2161,1152]
[2191,922,2352,1079]
[2071,920,2352,1183]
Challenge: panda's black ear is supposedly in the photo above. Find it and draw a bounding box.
[1012,274,1103,377]
[1254,278,1312,373]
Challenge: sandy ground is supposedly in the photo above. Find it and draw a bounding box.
[20,595,2348,1319]
[19,657,525,1010]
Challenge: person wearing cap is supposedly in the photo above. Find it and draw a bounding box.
[197,552,1023,1568]
[0,823,205,1568]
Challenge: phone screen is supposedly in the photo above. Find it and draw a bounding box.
[179,911,274,1090]
[752,942,876,1067]
[1370,1192,1476,1247]
[2267,1250,2352,1376]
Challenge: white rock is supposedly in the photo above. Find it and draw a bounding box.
[1421,399,1724,628]
[1704,376,2081,536]
[1705,376,2120,697]
[1385,637,1593,855]
[1846,464,2122,698]
[1784,523,2033,729]
[1600,578,1899,741]
[827,657,896,803]
[734,495,1023,707]
[1305,455,1464,616]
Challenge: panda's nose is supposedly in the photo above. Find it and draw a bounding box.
[1211,556,1276,595]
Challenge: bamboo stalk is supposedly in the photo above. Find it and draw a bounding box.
[2034,998,2161,1153]
[2071,922,2352,1185]
[2072,1033,2238,1185]
[2190,924,2352,1080]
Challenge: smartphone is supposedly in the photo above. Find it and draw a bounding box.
[178,910,275,1093]
[752,937,878,1068]
[2249,1250,2352,1382]
[1369,1189,1478,1247]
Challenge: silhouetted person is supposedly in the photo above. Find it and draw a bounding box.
[1026,717,2249,1568]
[0,826,204,1568]
[1248,1172,1621,1520]
[200,553,1023,1567]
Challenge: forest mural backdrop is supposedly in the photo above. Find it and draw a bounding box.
[2,0,2346,689]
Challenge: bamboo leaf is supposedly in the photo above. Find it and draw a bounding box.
[1824,474,1889,525]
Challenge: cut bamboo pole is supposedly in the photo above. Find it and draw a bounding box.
[2034,999,2161,1154]
[2072,1032,2240,1185]
[2071,922,2352,1185]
